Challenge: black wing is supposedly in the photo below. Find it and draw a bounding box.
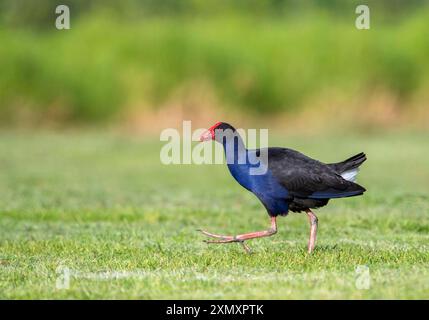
[265,148,366,199]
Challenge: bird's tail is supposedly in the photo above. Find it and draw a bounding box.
[328,152,367,182]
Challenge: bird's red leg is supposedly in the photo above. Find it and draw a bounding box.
[306,209,318,253]
[198,217,277,253]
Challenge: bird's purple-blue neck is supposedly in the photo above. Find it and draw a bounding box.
[217,132,255,190]
[220,132,247,165]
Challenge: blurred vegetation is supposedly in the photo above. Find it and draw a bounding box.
[0,0,428,123]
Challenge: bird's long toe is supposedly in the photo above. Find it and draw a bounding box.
[197,229,234,241]
[203,238,237,244]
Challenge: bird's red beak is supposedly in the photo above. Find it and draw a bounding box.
[200,129,213,142]
[200,122,222,142]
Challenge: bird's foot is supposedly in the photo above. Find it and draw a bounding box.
[197,229,235,241]
[240,241,252,254]
[307,240,317,254]
[197,229,253,254]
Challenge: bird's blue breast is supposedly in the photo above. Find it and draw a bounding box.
[226,151,290,215]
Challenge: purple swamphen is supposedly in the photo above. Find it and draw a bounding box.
[198,122,366,253]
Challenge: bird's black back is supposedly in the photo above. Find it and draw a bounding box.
[264,147,365,212]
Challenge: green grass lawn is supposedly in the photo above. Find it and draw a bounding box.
[0,130,428,299]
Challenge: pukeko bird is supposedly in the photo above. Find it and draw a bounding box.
[198,122,366,253]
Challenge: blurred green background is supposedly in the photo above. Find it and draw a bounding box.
[0,0,428,128]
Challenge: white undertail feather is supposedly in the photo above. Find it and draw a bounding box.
[341,168,359,182]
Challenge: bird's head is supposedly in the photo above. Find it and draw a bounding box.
[200,122,236,143]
